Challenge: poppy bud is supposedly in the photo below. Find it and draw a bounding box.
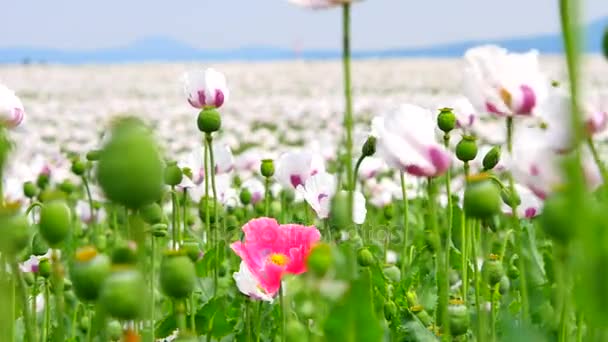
[384,300,398,321]
[180,241,202,263]
[39,200,71,247]
[539,193,573,243]
[456,135,478,162]
[239,188,252,205]
[362,136,377,157]
[160,253,196,299]
[482,254,504,286]
[197,108,221,133]
[357,248,375,267]
[463,175,501,219]
[71,159,87,176]
[437,107,456,133]
[306,243,332,277]
[23,181,38,198]
[260,159,275,178]
[111,241,138,265]
[107,320,123,341]
[39,258,52,278]
[482,146,501,171]
[164,162,183,187]
[86,150,101,161]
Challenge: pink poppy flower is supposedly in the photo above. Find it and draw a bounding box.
[182,68,229,109]
[0,83,25,128]
[231,217,321,297]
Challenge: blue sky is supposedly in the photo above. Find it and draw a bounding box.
[2,0,607,50]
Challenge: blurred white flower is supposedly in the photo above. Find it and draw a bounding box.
[357,156,385,181]
[182,68,228,109]
[296,171,335,219]
[373,104,451,178]
[276,151,325,189]
[463,45,548,117]
[0,83,25,128]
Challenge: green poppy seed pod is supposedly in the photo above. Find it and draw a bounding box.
[38,258,51,278]
[383,265,401,283]
[31,233,48,256]
[539,193,573,243]
[463,176,501,219]
[39,200,72,247]
[603,26,608,60]
[357,248,375,267]
[500,187,521,208]
[306,243,332,277]
[107,320,123,341]
[285,320,307,342]
[164,162,183,187]
[0,213,30,256]
[198,197,223,223]
[239,188,252,205]
[448,300,470,336]
[455,135,478,162]
[482,255,504,286]
[151,223,168,238]
[97,118,164,209]
[140,202,163,225]
[384,300,398,321]
[329,191,350,230]
[58,179,76,194]
[482,146,501,171]
[99,268,145,320]
[86,150,101,161]
[180,240,202,262]
[23,181,38,199]
[70,246,111,302]
[260,159,275,178]
[437,107,457,133]
[383,203,394,221]
[160,253,196,299]
[499,276,510,295]
[362,136,377,157]
[71,159,87,176]
[111,241,138,265]
[197,108,221,133]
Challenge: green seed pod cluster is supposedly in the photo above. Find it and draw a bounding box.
[97,118,164,209]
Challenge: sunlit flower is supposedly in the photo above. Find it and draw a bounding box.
[182,68,229,109]
[0,83,25,128]
[373,104,451,177]
[276,151,325,189]
[463,45,548,117]
[231,217,320,297]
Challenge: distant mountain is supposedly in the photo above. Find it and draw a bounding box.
[1,17,606,64]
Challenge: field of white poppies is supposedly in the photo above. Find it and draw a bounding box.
[0,1,608,341]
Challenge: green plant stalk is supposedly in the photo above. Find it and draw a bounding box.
[25,201,42,217]
[264,177,271,217]
[400,172,410,275]
[182,189,188,245]
[461,162,470,303]
[443,133,453,320]
[506,117,530,320]
[171,188,179,250]
[11,261,33,342]
[342,3,354,223]
[256,301,262,342]
[427,178,449,337]
[470,220,482,342]
[279,286,286,342]
[51,249,65,341]
[175,300,186,332]
[190,293,196,332]
[202,136,214,294]
[82,175,97,236]
[31,274,37,342]
[353,155,365,190]
[206,133,221,297]
[586,137,608,184]
[151,236,156,341]
[245,299,251,342]
[9,268,14,342]
[43,280,50,342]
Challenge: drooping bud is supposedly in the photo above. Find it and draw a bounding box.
[437,107,456,133]
[361,136,377,157]
[482,146,501,171]
[455,135,478,162]
[260,159,275,178]
[197,108,222,133]
[71,159,87,176]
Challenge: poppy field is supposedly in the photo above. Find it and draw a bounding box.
[1,0,608,341]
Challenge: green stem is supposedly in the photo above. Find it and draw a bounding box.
[51,249,65,341]
[461,163,470,303]
[11,261,33,342]
[171,188,179,250]
[151,237,156,341]
[82,176,96,232]
[31,274,37,342]
[443,133,453,326]
[279,286,286,342]
[245,300,251,342]
[470,220,482,342]
[182,189,188,245]
[256,301,262,342]
[9,266,14,342]
[400,172,410,275]
[342,3,354,223]
[353,155,365,190]
[190,293,196,332]
[175,300,186,332]
[587,137,608,183]
[25,201,43,217]
[43,280,50,342]
[264,177,271,217]
[206,133,220,296]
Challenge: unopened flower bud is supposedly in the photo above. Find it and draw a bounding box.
[437,107,456,133]
[71,159,87,176]
[180,241,202,263]
[482,146,501,171]
[456,135,478,162]
[384,300,398,321]
[70,246,111,301]
[23,181,38,198]
[39,200,72,247]
[500,188,521,208]
[99,268,145,320]
[86,150,101,161]
[39,258,52,278]
[357,248,375,267]
[111,241,138,265]
[260,159,275,178]
[151,223,168,238]
[362,136,377,157]
[197,108,221,133]
[383,203,394,221]
[58,180,76,194]
[164,162,183,187]
[239,188,252,205]
[140,202,163,225]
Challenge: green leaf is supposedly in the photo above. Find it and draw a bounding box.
[195,296,235,338]
[154,314,177,339]
[324,268,383,341]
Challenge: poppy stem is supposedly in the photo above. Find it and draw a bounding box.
[399,172,409,274]
[342,3,354,223]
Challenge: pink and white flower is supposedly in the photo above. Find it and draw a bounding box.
[231,217,320,297]
[182,68,229,109]
[0,83,25,128]
[463,45,548,117]
[276,151,325,190]
[296,172,335,219]
[443,97,476,132]
[373,104,451,178]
